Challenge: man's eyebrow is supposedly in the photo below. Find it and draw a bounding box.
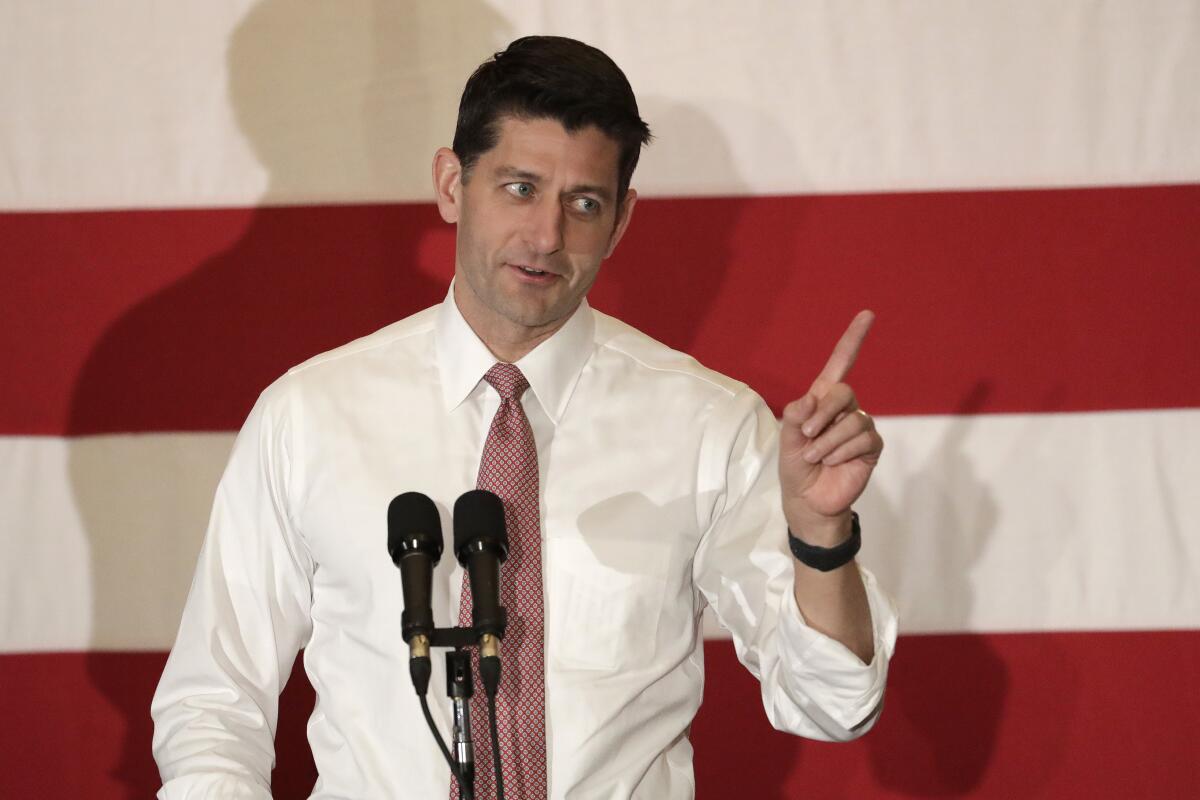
[494,166,542,182]
[493,166,614,203]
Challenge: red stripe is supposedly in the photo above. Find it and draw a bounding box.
[697,631,1200,798]
[2,632,1197,797]
[3,184,1198,434]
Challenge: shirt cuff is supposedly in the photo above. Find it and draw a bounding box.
[777,564,899,734]
[158,774,274,800]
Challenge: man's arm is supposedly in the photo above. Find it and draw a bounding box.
[151,379,314,798]
[788,517,875,663]
[779,310,884,664]
[692,383,895,742]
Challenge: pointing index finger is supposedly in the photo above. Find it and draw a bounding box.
[812,310,875,391]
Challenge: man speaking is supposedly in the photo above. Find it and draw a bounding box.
[151,35,896,798]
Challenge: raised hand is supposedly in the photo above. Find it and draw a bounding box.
[779,311,883,542]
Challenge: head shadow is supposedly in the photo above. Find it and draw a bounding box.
[589,97,803,366]
[66,1,508,795]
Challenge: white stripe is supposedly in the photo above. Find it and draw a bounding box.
[859,409,1200,635]
[2,1,1197,211]
[3,409,1198,652]
[0,433,234,652]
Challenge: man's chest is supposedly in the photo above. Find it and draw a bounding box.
[294,402,713,671]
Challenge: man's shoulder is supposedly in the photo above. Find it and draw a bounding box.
[256,304,439,411]
[590,308,749,401]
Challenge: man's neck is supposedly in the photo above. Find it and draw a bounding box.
[452,280,572,364]
[476,325,559,364]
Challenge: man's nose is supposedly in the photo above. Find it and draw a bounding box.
[523,195,565,255]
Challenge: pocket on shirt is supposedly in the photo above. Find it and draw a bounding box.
[547,536,674,673]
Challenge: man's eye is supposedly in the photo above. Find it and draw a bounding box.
[572,197,600,214]
[506,183,534,198]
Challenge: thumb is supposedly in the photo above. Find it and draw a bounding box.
[780,394,817,452]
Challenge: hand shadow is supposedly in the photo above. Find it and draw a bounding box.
[859,382,1009,796]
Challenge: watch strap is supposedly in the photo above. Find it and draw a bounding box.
[788,511,861,572]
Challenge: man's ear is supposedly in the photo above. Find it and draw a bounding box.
[432,147,463,223]
[604,188,639,258]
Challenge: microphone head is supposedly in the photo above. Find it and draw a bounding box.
[387,492,444,565]
[453,489,509,565]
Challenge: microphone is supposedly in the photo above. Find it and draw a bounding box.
[453,490,509,797]
[387,491,444,695]
[453,489,509,660]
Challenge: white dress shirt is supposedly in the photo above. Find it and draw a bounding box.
[151,289,898,799]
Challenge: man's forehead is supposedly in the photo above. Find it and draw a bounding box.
[482,116,621,188]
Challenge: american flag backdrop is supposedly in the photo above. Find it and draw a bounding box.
[2,2,1198,797]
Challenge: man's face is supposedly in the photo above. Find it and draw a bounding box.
[434,116,636,340]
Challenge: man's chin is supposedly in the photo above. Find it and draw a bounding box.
[501,299,575,332]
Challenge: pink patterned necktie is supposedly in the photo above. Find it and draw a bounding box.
[453,363,546,800]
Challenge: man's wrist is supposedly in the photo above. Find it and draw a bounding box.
[785,508,854,547]
[788,512,861,572]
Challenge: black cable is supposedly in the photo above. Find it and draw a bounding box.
[479,654,504,800]
[419,694,473,800]
[487,691,504,800]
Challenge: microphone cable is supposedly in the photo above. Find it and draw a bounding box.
[486,692,503,800]
[480,653,504,800]
[417,681,474,800]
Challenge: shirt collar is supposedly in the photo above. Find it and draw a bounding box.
[435,282,595,425]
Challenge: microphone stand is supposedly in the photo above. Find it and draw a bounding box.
[447,648,475,794]
[410,617,506,800]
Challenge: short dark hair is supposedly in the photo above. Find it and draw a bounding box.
[453,36,652,203]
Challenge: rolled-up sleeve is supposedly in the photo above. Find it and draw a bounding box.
[692,386,898,741]
[151,376,314,797]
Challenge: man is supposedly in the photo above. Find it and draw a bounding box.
[152,35,896,798]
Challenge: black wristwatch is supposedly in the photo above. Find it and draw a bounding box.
[787,512,861,572]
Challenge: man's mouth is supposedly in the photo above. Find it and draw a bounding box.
[509,263,558,280]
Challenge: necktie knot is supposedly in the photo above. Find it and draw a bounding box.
[484,362,530,403]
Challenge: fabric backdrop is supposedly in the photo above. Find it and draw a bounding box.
[2,2,1198,797]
